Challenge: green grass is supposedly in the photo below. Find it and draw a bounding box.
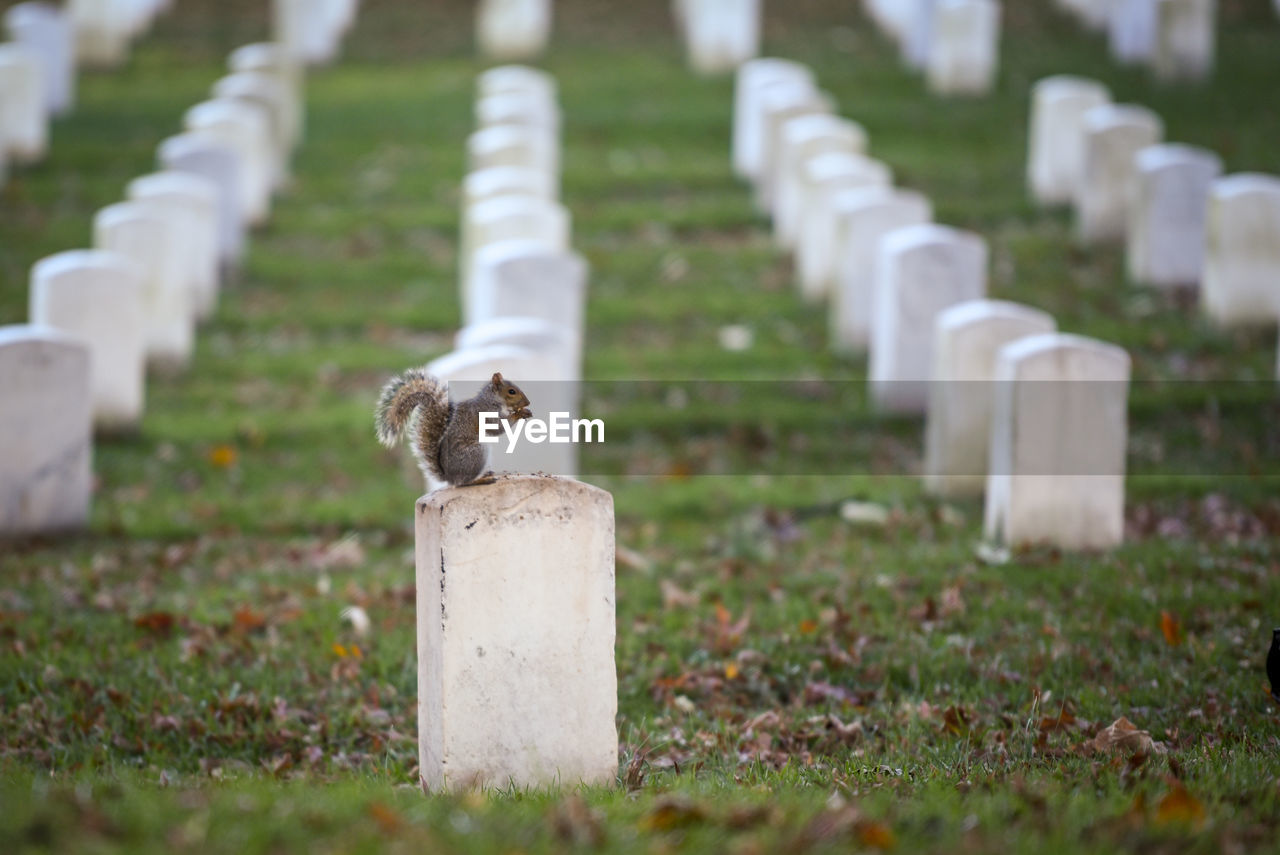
[1,0,1279,851]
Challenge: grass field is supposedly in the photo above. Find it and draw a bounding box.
[2,0,1279,852]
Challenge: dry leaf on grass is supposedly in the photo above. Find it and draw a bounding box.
[1154,780,1206,829]
[1087,717,1166,755]
[1160,610,1184,647]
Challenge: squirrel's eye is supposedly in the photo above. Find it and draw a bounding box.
[507,388,516,395]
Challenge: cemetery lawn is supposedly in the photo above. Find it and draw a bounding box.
[2,0,1279,852]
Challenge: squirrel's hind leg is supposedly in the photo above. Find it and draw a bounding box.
[459,471,498,487]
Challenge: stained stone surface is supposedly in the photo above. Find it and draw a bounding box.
[868,224,989,413]
[923,300,1057,497]
[29,249,146,429]
[983,333,1131,551]
[0,325,91,537]
[415,475,617,791]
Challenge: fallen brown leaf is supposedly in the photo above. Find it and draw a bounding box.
[638,796,706,832]
[133,612,176,636]
[1160,610,1184,647]
[1088,717,1166,755]
[1154,780,1206,829]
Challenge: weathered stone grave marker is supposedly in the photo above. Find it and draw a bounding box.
[1127,143,1222,290]
[0,325,91,537]
[868,224,989,413]
[923,300,1057,496]
[415,475,616,791]
[29,250,145,430]
[983,333,1130,550]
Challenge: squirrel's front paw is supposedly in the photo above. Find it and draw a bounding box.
[510,407,533,421]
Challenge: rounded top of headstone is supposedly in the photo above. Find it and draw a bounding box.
[228,42,291,73]
[996,332,1131,376]
[32,248,142,284]
[158,132,238,162]
[477,65,557,99]
[469,193,566,223]
[782,114,866,150]
[879,222,986,256]
[1083,103,1163,135]
[0,322,91,354]
[185,98,269,133]
[472,239,582,272]
[464,165,556,202]
[804,151,891,185]
[936,299,1057,335]
[128,170,220,206]
[1133,142,1223,174]
[457,317,575,352]
[213,71,287,103]
[761,83,832,114]
[738,57,813,88]
[1033,74,1111,100]
[94,200,166,229]
[832,185,926,216]
[1211,172,1280,199]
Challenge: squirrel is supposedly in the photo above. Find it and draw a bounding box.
[375,369,532,487]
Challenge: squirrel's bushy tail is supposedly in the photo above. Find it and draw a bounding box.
[374,368,450,481]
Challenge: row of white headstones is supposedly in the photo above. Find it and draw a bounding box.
[0,0,151,184]
[864,0,1001,95]
[402,64,619,793]
[1028,75,1280,331]
[0,8,361,539]
[736,57,1133,551]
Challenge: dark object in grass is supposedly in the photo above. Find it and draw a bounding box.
[1269,628,1280,700]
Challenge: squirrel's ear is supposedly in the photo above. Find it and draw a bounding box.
[491,372,504,386]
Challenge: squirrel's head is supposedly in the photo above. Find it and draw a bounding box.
[491,372,530,409]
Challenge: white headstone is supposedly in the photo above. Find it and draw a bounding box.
[1153,0,1214,82]
[1074,104,1164,244]
[1126,143,1222,289]
[1201,173,1280,327]
[731,58,813,181]
[416,476,616,791]
[829,187,934,352]
[273,0,344,66]
[0,44,47,164]
[903,0,939,69]
[795,152,894,302]
[457,316,580,384]
[4,2,75,117]
[773,114,868,249]
[475,91,560,137]
[29,250,146,430]
[462,197,571,319]
[67,0,130,68]
[753,83,833,212]
[0,325,91,537]
[477,64,557,103]
[93,201,193,368]
[1107,0,1156,64]
[868,224,989,413]
[228,42,304,150]
[983,333,1130,551]
[467,241,588,347]
[923,300,1057,496]
[476,0,552,60]
[681,0,761,74]
[425,346,569,486]
[467,124,559,180]
[1026,76,1111,206]
[127,171,222,321]
[157,133,246,268]
[926,0,1000,96]
[212,71,292,189]
[184,99,274,226]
